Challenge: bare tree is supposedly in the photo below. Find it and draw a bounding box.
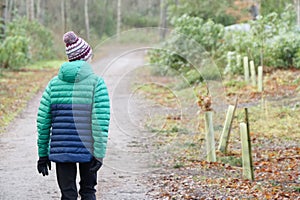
[84,0,90,40]
[4,0,7,22]
[26,0,34,21]
[1,0,6,39]
[39,0,45,24]
[117,0,121,39]
[147,0,151,15]
[65,0,71,31]
[99,0,108,38]
[295,0,300,26]
[16,0,26,17]
[7,0,14,22]
[159,0,167,40]
[61,0,65,32]
[36,0,40,22]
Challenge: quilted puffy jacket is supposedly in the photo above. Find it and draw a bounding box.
[37,60,110,163]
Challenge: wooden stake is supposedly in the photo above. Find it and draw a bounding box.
[243,57,249,82]
[218,98,238,153]
[258,66,263,92]
[205,111,216,162]
[244,108,250,137]
[240,108,254,181]
[250,60,256,87]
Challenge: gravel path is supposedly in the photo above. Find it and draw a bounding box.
[0,47,153,200]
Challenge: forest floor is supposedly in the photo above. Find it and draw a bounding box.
[135,65,300,199]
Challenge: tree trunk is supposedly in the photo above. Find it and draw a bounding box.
[159,0,163,29]
[296,0,300,26]
[36,0,40,22]
[1,0,6,40]
[159,0,167,40]
[99,0,108,38]
[40,0,45,24]
[4,0,7,22]
[84,0,90,40]
[65,0,71,31]
[147,0,151,15]
[117,0,121,40]
[17,0,26,17]
[61,0,65,33]
[26,0,34,21]
[7,0,14,21]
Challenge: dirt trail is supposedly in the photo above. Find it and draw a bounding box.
[0,47,153,199]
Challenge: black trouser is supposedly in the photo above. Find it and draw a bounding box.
[56,162,97,200]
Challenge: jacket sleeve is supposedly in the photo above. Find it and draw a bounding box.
[92,78,110,158]
[37,82,52,157]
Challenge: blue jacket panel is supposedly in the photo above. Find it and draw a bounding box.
[49,103,93,163]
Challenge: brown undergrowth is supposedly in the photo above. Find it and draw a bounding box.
[0,61,62,132]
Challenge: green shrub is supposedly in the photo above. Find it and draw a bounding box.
[0,36,29,69]
[172,15,225,53]
[6,17,54,61]
[0,18,54,69]
[148,15,224,84]
[293,48,300,69]
[265,33,300,68]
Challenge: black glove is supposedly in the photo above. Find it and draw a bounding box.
[89,157,103,173]
[37,156,51,176]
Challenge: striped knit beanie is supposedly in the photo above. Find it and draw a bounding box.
[63,31,92,61]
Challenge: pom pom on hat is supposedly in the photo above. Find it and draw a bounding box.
[63,31,78,46]
[63,31,92,61]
